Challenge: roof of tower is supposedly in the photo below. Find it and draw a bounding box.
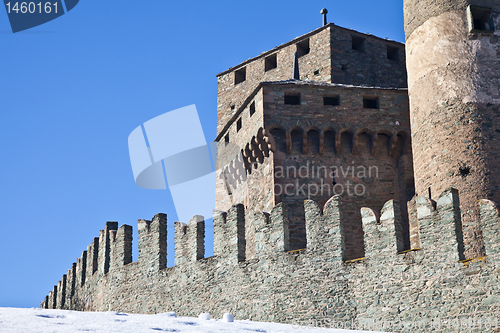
[216,23,405,77]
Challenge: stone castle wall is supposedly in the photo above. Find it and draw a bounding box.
[42,188,500,332]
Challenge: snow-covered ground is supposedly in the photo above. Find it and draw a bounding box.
[0,307,386,333]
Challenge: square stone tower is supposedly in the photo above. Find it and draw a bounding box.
[215,22,413,260]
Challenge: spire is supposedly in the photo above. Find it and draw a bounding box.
[321,8,328,26]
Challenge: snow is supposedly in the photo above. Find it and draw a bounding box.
[0,307,387,333]
[222,313,234,322]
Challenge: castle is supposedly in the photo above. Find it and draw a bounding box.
[42,2,500,331]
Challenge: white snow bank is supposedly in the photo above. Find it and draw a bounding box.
[0,307,387,333]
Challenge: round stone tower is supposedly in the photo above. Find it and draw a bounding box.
[404,1,500,258]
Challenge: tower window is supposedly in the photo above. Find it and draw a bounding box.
[265,54,277,71]
[468,5,494,32]
[387,45,399,61]
[235,67,246,84]
[363,97,379,109]
[323,95,340,106]
[296,39,310,57]
[284,93,301,105]
[352,36,365,52]
[249,101,256,116]
[237,118,242,132]
[225,134,230,144]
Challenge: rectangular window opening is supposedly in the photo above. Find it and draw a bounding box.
[249,101,256,117]
[387,45,399,61]
[265,54,277,71]
[296,39,310,57]
[352,36,365,52]
[468,5,494,32]
[324,96,340,106]
[225,134,230,145]
[363,97,379,109]
[285,93,301,105]
[237,118,242,132]
[235,67,246,85]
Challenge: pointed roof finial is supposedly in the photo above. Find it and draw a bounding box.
[293,52,300,80]
[321,8,328,26]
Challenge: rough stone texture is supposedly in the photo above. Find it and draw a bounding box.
[216,80,414,258]
[403,0,500,38]
[216,24,407,136]
[41,3,500,331]
[43,188,500,332]
[405,4,500,259]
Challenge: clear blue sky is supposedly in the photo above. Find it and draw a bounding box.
[0,0,405,308]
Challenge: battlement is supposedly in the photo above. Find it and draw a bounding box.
[42,188,500,329]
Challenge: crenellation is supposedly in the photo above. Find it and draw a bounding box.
[111,224,133,269]
[51,285,57,309]
[479,199,500,260]
[254,211,271,257]
[226,204,246,263]
[187,215,205,262]
[306,195,344,259]
[86,237,99,277]
[407,196,421,249]
[212,210,227,257]
[380,200,407,252]
[174,221,187,266]
[42,188,500,329]
[56,275,66,309]
[47,290,53,309]
[436,188,466,262]
[138,213,167,273]
[75,251,87,288]
[65,263,76,309]
[268,203,290,254]
[98,222,118,275]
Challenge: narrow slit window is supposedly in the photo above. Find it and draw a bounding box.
[363,97,379,109]
[249,101,256,117]
[284,93,301,105]
[265,54,277,71]
[225,134,230,144]
[352,36,365,52]
[237,118,242,132]
[234,67,246,84]
[468,5,494,32]
[324,96,340,106]
[296,39,310,57]
[387,45,399,61]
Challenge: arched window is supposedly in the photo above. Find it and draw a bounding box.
[357,132,372,155]
[323,130,335,154]
[307,129,320,154]
[270,128,287,153]
[340,131,353,154]
[291,128,303,154]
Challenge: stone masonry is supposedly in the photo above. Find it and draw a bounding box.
[42,3,500,332]
[42,189,500,332]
